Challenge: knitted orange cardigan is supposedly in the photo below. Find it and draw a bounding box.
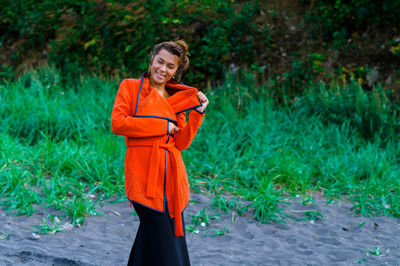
[111,73,205,236]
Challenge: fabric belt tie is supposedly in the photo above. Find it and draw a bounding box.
[127,140,184,237]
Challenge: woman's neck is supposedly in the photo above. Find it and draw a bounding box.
[149,79,169,99]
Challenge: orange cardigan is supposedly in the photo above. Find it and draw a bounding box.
[111,73,205,236]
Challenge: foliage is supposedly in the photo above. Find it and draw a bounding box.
[303,0,400,42]
[0,0,264,86]
[1,0,399,95]
[282,52,327,95]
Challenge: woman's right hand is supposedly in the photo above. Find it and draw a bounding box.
[195,91,209,113]
[168,123,179,134]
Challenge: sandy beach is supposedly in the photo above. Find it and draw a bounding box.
[1,193,399,265]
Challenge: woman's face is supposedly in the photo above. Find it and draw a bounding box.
[149,49,179,86]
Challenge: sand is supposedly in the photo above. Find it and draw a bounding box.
[1,193,399,266]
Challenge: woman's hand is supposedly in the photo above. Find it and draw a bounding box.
[168,123,179,134]
[195,91,209,113]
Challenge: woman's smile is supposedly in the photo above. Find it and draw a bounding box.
[154,71,166,80]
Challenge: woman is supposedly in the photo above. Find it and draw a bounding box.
[111,40,209,266]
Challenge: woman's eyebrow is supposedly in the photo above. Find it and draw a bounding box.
[158,56,176,67]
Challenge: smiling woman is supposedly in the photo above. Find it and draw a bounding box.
[111,40,209,266]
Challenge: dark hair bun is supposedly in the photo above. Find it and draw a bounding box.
[174,40,189,75]
[175,40,189,55]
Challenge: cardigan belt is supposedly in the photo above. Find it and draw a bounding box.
[127,140,185,237]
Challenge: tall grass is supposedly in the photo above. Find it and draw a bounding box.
[186,74,400,221]
[1,66,399,227]
[0,66,125,224]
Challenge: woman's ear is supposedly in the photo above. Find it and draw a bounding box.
[171,69,178,81]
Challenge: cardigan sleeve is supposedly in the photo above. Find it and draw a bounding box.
[174,110,205,151]
[111,79,168,138]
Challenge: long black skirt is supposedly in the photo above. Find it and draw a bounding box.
[128,200,191,266]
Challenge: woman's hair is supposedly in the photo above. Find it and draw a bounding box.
[150,40,190,81]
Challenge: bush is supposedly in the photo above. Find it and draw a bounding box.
[0,0,265,86]
[303,0,400,42]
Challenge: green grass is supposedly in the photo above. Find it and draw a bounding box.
[1,66,399,230]
[0,66,125,226]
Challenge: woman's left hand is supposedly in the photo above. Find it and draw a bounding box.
[195,91,209,113]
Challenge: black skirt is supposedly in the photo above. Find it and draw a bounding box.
[128,200,191,266]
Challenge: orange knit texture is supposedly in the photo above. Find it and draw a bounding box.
[111,73,205,236]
